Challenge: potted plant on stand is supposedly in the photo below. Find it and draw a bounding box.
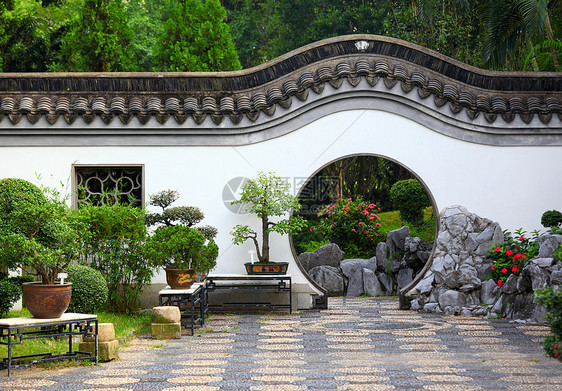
[231,172,306,275]
[144,190,218,289]
[0,178,79,318]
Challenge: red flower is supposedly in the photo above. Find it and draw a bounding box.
[519,236,525,241]
[555,344,559,349]
[491,265,496,271]
[556,353,559,358]
[494,247,502,253]
[501,268,508,274]
[310,228,313,232]
[498,280,503,287]
[512,265,518,273]
[506,250,513,256]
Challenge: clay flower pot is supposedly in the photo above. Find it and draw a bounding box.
[165,268,197,289]
[22,282,72,318]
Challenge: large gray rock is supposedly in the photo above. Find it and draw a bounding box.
[341,258,376,296]
[551,270,562,285]
[397,268,414,289]
[537,234,562,258]
[363,268,382,296]
[522,263,550,291]
[308,265,345,296]
[375,242,388,271]
[386,226,410,255]
[298,243,344,272]
[414,272,434,295]
[480,279,499,305]
[377,272,393,293]
[438,289,468,310]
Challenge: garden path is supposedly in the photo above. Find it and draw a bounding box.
[0,297,560,390]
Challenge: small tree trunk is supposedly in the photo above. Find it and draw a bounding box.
[261,214,269,262]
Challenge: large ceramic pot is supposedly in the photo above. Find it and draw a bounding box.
[245,262,289,275]
[165,268,197,289]
[22,282,72,319]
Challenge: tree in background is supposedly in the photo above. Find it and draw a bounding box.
[50,0,137,71]
[152,0,241,72]
[482,0,561,71]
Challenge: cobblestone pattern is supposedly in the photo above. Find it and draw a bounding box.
[1,297,559,390]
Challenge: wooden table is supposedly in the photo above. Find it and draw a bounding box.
[205,274,292,313]
[0,313,98,377]
[158,283,206,335]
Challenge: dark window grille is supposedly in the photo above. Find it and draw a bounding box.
[74,166,143,207]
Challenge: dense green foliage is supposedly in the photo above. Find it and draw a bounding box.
[2,0,560,72]
[72,204,154,314]
[535,287,562,359]
[541,209,562,229]
[487,229,540,286]
[65,264,108,313]
[152,0,241,71]
[390,179,431,226]
[0,178,79,285]
[0,279,20,317]
[316,195,383,259]
[144,225,219,271]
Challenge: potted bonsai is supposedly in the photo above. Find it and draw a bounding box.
[144,190,218,289]
[0,178,79,318]
[231,172,306,274]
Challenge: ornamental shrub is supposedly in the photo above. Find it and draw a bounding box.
[389,179,431,227]
[65,264,108,314]
[0,279,21,317]
[487,229,539,286]
[317,195,382,258]
[535,287,562,360]
[0,178,46,237]
[541,210,562,229]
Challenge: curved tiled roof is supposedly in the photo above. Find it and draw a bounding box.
[0,35,561,128]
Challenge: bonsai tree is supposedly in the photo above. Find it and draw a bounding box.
[144,225,218,272]
[0,178,79,285]
[144,189,218,272]
[231,172,306,263]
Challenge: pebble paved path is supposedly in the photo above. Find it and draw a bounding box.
[1,297,560,390]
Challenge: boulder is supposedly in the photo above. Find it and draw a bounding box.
[397,268,414,290]
[298,243,344,272]
[341,257,376,296]
[438,289,468,310]
[363,268,382,296]
[522,263,550,291]
[386,226,410,256]
[480,279,499,305]
[375,242,388,271]
[414,272,434,295]
[537,234,562,258]
[377,272,393,293]
[309,265,345,295]
[551,270,562,285]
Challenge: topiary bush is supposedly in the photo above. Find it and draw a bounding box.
[541,210,562,230]
[65,264,108,314]
[390,179,431,227]
[0,280,21,317]
[0,178,46,235]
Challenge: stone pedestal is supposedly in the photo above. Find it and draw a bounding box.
[151,306,181,339]
[79,323,119,361]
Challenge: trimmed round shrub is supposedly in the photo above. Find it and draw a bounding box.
[0,279,21,317]
[541,210,562,229]
[0,178,46,230]
[390,179,431,226]
[65,264,108,313]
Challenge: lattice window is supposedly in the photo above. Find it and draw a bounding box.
[74,165,143,207]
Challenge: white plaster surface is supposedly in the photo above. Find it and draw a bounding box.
[1,109,561,297]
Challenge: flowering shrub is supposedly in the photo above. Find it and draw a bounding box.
[316,195,382,258]
[535,287,562,360]
[487,229,539,286]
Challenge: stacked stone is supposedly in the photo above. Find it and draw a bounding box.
[409,205,562,322]
[79,323,119,361]
[299,229,431,297]
[151,306,181,339]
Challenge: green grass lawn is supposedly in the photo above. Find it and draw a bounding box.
[0,308,151,368]
[377,207,436,242]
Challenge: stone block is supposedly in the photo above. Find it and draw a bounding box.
[83,323,115,343]
[152,322,181,339]
[152,306,181,324]
[79,340,119,361]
